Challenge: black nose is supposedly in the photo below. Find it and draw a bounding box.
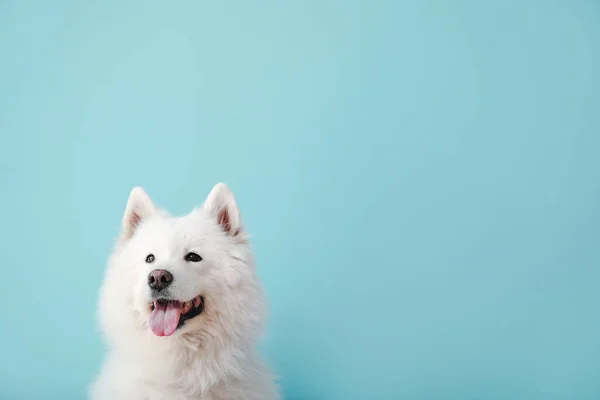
[148,269,173,291]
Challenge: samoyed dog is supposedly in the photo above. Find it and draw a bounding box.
[90,183,279,400]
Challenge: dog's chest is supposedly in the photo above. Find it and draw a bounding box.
[142,385,233,400]
[139,365,233,400]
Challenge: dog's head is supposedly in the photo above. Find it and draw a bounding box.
[99,183,265,349]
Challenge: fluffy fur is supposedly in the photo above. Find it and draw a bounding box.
[90,183,279,400]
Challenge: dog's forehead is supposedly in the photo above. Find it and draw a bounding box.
[136,209,217,243]
[173,208,215,232]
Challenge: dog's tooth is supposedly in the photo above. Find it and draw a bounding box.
[193,296,201,308]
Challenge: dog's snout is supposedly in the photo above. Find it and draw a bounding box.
[148,269,173,292]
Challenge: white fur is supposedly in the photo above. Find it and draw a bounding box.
[90,183,279,400]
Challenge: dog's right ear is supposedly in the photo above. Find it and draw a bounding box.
[121,187,156,241]
[203,182,243,237]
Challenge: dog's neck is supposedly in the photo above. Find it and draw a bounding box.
[112,329,253,395]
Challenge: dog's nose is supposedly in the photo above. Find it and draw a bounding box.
[147,269,173,291]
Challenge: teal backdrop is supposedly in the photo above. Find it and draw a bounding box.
[1,1,599,399]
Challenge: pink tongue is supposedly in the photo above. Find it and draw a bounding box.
[149,302,181,337]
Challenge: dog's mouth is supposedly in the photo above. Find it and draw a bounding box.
[148,295,204,337]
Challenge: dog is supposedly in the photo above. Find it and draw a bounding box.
[90,183,279,400]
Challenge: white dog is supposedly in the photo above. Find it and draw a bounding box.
[90,183,279,400]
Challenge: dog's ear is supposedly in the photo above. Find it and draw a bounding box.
[121,187,156,240]
[203,183,243,237]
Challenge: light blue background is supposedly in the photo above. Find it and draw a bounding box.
[1,1,599,399]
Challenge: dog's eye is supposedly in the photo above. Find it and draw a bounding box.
[184,252,202,262]
[145,254,155,263]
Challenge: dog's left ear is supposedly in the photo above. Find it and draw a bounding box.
[121,187,156,241]
[203,183,243,237]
